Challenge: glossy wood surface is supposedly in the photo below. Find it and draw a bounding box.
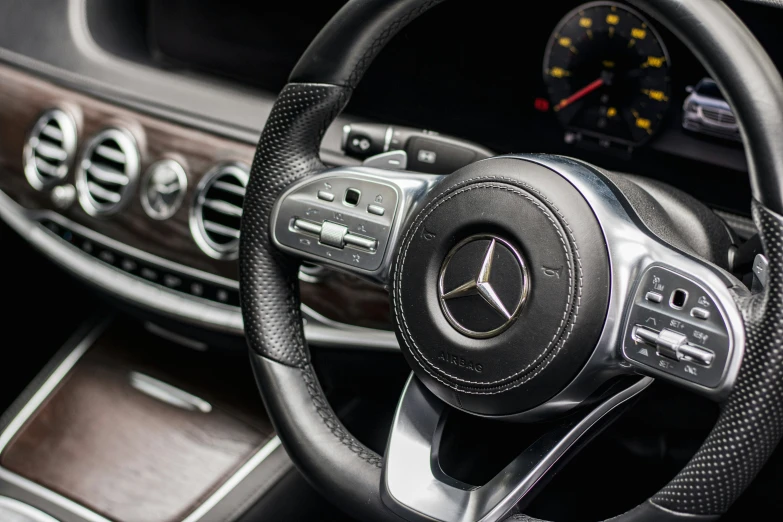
[0,64,254,279]
[0,321,274,522]
[0,63,392,329]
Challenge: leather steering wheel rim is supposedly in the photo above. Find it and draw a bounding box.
[239,1,783,520]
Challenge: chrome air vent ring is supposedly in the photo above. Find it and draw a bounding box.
[23,108,78,191]
[189,162,248,260]
[75,128,140,217]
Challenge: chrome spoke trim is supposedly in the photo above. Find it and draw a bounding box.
[382,375,653,522]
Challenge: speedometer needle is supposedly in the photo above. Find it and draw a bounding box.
[554,77,604,111]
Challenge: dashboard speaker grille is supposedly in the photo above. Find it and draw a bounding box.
[190,163,249,260]
[75,128,140,216]
[23,109,77,190]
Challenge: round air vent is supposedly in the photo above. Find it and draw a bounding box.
[75,128,140,216]
[23,109,77,190]
[189,162,249,260]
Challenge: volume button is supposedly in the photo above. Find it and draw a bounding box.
[344,234,377,251]
[293,219,322,235]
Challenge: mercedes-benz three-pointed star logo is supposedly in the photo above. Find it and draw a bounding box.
[438,235,529,339]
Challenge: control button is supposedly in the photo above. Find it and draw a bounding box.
[190,282,204,296]
[320,221,349,248]
[656,328,689,359]
[633,326,714,367]
[317,190,335,202]
[216,289,229,303]
[344,188,361,206]
[645,291,663,303]
[163,274,182,289]
[82,240,94,254]
[140,267,159,281]
[406,135,478,174]
[293,219,323,236]
[678,344,715,366]
[121,259,138,272]
[98,251,116,264]
[367,204,386,216]
[634,327,658,346]
[51,184,76,210]
[670,289,688,309]
[344,233,378,251]
[691,307,711,320]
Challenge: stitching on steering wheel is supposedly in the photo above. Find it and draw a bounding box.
[393,176,583,391]
[299,365,383,467]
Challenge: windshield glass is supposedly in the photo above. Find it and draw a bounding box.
[696,79,725,100]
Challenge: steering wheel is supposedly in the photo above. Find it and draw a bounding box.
[239,1,783,520]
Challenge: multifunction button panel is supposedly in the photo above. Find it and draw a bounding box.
[273,176,398,271]
[623,265,732,388]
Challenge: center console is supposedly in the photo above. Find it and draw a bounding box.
[0,319,288,522]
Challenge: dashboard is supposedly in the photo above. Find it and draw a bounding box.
[0,0,775,346]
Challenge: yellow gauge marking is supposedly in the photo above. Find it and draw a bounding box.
[607,107,617,118]
[631,28,647,39]
[602,60,615,68]
[643,56,666,68]
[606,13,620,25]
[558,36,572,47]
[579,17,593,28]
[636,117,652,130]
[586,29,594,39]
[632,109,640,118]
[642,89,669,102]
[550,67,570,78]
[608,26,615,37]
[628,39,636,48]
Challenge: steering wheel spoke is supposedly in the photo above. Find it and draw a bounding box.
[270,166,443,285]
[382,375,653,522]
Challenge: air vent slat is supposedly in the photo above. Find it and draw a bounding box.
[95,144,128,164]
[203,220,242,239]
[24,109,77,190]
[34,141,68,162]
[76,128,139,216]
[190,163,249,259]
[34,157,59,177]
[203,198,243,217]
[40,125,64,142]
[86,182,122,203]
[87,163,131,186]
[212,181,246,197]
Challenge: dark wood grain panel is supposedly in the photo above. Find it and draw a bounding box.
[0,321,274,522]
[0,63,392,330]
[0,63,252,279]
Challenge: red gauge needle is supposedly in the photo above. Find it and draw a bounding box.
[554,77,604,111]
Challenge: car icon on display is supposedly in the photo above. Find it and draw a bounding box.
[682,77,742,142]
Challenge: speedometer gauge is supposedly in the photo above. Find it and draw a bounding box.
[543,1,671,147]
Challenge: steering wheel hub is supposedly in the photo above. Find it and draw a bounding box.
[392,158,611,416]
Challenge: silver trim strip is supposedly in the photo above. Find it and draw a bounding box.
[0,188,400,351]
[144,322,209,351]
[181,436,282,522]
[382,375,653,522]
[0,496,62,522]
[0,469,110,522]
[129,372,213,413]
[0,321,107,454]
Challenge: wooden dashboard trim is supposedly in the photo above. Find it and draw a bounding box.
[0,63,392,330]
